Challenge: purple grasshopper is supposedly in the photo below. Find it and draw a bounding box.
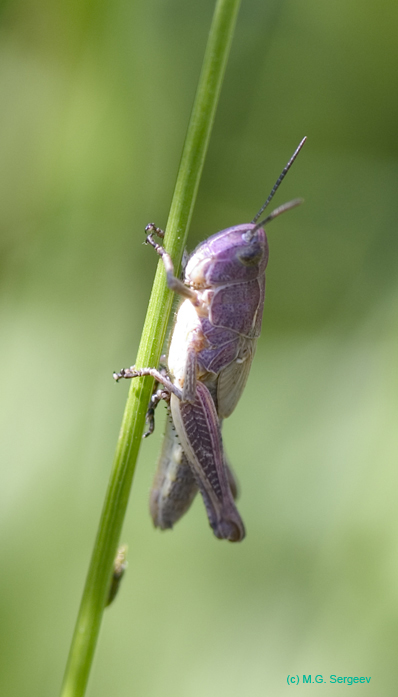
[114,137,306,541]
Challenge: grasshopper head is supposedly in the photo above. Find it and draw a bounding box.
[184,138,307,290]
[184,224,268,289]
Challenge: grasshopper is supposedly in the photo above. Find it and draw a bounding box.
[114,137,306,542]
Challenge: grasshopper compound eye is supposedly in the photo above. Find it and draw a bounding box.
[238,239,263,266]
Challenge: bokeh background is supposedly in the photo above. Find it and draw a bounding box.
[1,0,398,694]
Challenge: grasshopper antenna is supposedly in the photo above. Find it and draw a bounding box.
[251,136,307,225]
[252,198,303,234]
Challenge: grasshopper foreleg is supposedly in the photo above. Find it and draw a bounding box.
[145,223,198,303]
[145,223,165,239]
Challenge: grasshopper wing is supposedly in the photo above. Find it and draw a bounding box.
[216,337,257,418]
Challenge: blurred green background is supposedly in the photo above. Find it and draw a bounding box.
[1,0,398,695]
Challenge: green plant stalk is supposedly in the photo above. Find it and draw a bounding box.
[61,1,241,695]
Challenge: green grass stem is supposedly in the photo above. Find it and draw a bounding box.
[60,1,241,695]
